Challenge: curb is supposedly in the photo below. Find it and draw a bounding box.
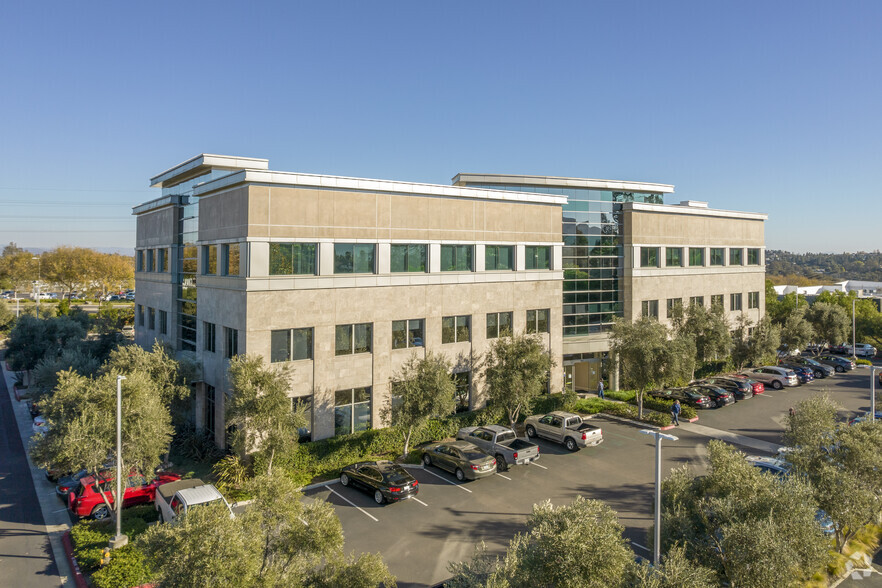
[300,479,341,492]
[61,531,88,588]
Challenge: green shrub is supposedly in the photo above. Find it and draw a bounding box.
[605,389,636,402]
[695,359,735,379]
[91,544,153,588]
[124,504,159,525]
[856,358,873,366]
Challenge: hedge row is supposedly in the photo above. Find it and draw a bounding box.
[604,389,698,420]
[571,398,671,427]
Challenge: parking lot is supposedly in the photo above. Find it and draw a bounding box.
[305,363,881,587]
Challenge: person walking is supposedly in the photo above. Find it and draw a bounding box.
[597,380,604,400]
[671,399,681,426]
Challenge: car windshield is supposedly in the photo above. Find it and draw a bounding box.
[383,469,412,485]
[496,432,516,444]
[465,452,488,461]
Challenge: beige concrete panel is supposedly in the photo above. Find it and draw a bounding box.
[136,207,176,247]
[626,211,765,247]
[199,187,249,241]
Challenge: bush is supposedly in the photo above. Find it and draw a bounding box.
[571,398,672,427]
[605,390,636,402]
[71,516,155,582]
[170,425,224,462]
[856,358,873,366]
[529,389,579,415]
[695,359,734,379]
[91,544,153,588]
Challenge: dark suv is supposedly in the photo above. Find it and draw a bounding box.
[780,356,833,378]
[697,377,754,400]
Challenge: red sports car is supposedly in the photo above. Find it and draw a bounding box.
[68,471,181,519]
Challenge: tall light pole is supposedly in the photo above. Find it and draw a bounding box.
[852,297,856,360]
[871,366,879,425]
[640,429,679,566]
[32,256,41,308]
[110,375,128,549]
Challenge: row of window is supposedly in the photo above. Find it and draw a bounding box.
[202,244,240,276]
[639,247,762,269]
[269,309,551,362]
[136,305,168,335]
[136,248,169,273]
[641,291,761,318]
[265,242,553,276]
[202,321,239,359]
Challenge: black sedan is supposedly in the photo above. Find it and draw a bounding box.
[696,377,753,400]
[340,460,419,504]
[650,387,714,409]
[422,441,497,481]
[690,384,735,407]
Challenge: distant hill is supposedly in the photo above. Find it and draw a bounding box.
[766,250,882,282]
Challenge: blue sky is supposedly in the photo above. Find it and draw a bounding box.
[1,1,879,253]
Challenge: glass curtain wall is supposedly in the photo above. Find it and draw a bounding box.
[463,183,662,337]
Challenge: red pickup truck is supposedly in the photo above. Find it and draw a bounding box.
[68,471,181,519]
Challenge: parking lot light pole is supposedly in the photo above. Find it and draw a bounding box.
[640,429,678,567]
[852,298,856,361]
[871,367,879,424]
[32,256,41,309]
[110,375,128,549]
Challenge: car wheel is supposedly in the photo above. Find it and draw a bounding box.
[374,490,385,504]
[422,453,432,467]
[525,425,537,438]
[495,454,508,472]
[772,380,783,390]
[455,468,465,481]
[565,437,577,452]
[835,365,844,373]
[340,473,350,487]
[814,370,823,378]
[91,505,110,520]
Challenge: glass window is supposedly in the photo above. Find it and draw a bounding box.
[689,296,705,308]
[224,327,238,359]
[334,244,375,274]
[271,328,313,362]
[525,246,551,270]
[148,307,155,330]
[137,304,144,327]
[271,330,291,362]
[689,248,705,267]
[270,243,317,275]
[665,247,683,267]
[486,312,513,339]
[526,309,549,334]
[442,316,471,343]
[392,319,424,349]
[336,323,372,355]
[159,310,168,335]
[452,372,470,413]
[440,245,474,272]
[747,248,761,265]
[640,247,659,268]
[748,291,760,309]
[222,243,240,276]
[729,248,743,266]
[202,245,217,275]
[334,387,371,436]
[485,245,514,271]
[711,294,724,308]
[292,328,313,360]
[390,244,427,273]
[136,250,143,272]
[641,300,659,318]
[710,248,725,266]
[203,322,216,353]
[666,298,682,318]
[204,384,216,439]
[730,293,743,311]
[146,249,154,272]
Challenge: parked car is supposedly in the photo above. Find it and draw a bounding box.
[689,384,735,407]
[746,456,791,477]
[740,366,799,390]
[782,356,834,378]
[421,441,497,481]
[782,365,814,384]
[726,374,766,394]
[68,471,182,519]
[649,387,714,409]
[695,377,753,400]
[524,411,603,451]
[155,478,233,523]
[56,470,91,497]
[829,343,849,354]
[122,325,135,337]
[456,425,540,471]
[0,290,14,299]
[32,416,48,436]
[816,355,856,373]
[846,343,878,358]
[340,461,419,504]
[848,411,882,426]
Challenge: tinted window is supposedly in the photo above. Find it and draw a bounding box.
[496,431,515,443]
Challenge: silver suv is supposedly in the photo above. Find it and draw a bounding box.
[741,366,799,390]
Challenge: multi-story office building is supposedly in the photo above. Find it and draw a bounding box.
[453,175,766,392]
[134,155,565,444]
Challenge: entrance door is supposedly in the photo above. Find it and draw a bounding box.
[573,359,601,393]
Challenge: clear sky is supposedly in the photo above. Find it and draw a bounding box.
[1,1,880,253]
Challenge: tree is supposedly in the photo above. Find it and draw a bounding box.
[138,475,395,588]
[5,314,50,372]
[626,543,717,588]
[382,352,456,456]
[780,307,814,353]
[730,314,753,371]
[610,317,685,419]
[30,369,173,523]
[672,303,731,364]
[226,355,305,477]
[805,302,850,350]
[745,315,781,366]
[483,332,554,430]
[660,440,829,587]
[0,299,14,334]
[449,497,634,588]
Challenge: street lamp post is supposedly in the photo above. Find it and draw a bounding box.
[640,429,679,566]
[871,367,879,425]
[852,298,856,361]
[110,375,128,549]
[32,256,41,308]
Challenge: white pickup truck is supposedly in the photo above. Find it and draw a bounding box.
[155,478,233,523]
[524,411,603,451]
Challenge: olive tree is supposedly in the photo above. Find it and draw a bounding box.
[381,352,456,456]
[226,355,305,477]
[805,302,850,351]
[780,307,814,354]
[483,332,554,430]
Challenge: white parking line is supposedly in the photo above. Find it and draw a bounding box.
[757,393,773,398]
[530,462,548,469]
[52,508,68,513]
[412,497,428,506]
[495,473,512,480]
[327,486,379,522]
[631,541,650,552]
[420,467,473,493]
